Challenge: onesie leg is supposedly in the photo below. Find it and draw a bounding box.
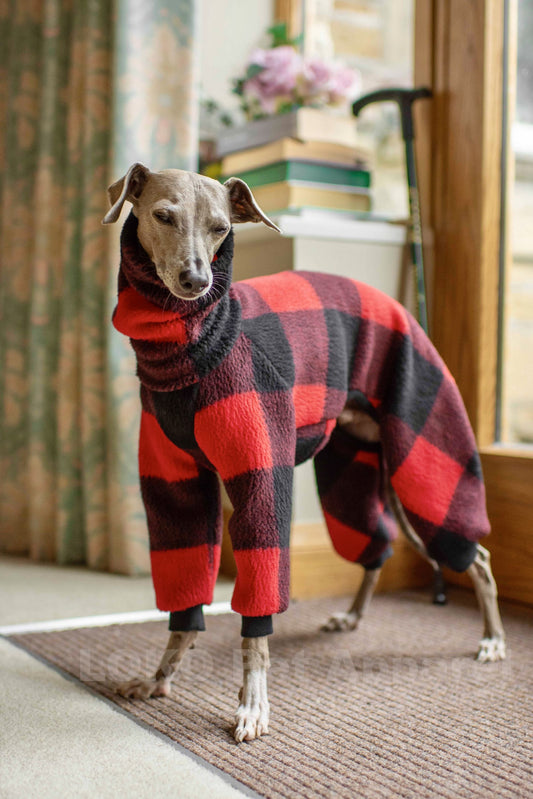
[139,409,223,613]
[223,466,293,619]
[314,427,397,568]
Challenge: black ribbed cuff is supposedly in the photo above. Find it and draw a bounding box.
[241,614,273,638]
[365,544,393,571]
[168,604,205,632]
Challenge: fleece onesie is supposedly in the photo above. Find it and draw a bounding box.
[113,213,490,637]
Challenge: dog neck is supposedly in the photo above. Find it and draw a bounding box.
[113,212,241,391]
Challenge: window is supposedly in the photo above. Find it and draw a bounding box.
[277,0,416,217]
[418,0,533,604]
[501,0,533,443]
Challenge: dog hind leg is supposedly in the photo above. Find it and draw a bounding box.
[467,545,506,662]
[315,414,392,635]
[321,567,381,632]
[234,636,270,742]
[392,490,505,662]
[115,630,198,699]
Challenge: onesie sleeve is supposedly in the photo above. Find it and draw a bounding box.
[138,408,223,612]
[194,383,296,619]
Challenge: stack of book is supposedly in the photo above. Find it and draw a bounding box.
[205,109,373,218]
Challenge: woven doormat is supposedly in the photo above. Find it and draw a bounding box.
[9,591,533,799]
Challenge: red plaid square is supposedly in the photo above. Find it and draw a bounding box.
[357,281,409,334]
[249,272,323,313]
[355,450,380,469]
[293,384,327,427]
[324,511,370,562]
[232,547,281,616]
[392,436,463,526]
[139,411,199,481]
[113,287,188,343]
[150,544,221,611]
[195,391,273,479]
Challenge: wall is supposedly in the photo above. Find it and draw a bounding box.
[199,0,275,124]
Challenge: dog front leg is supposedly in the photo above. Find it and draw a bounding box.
[234,636,270,742]
[116,630,198,699]
[467,545,506,662]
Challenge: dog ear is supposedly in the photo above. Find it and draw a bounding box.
[102,163,151,224]
[224,177,281,233]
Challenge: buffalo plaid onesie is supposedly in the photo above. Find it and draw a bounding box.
[113,213,490,637]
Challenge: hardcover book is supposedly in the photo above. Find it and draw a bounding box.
[216,108,360,157]
[222,160,371,190]
[221,136,370,174]
[248,180,371,214]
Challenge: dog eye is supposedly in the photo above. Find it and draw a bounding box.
[212,225,229,236]
[153,210,173,225]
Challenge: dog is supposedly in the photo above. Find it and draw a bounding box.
[103,163,506,743]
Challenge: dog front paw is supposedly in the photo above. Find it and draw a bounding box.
[115,677,171,699]
[234,695,270,743]
[476,636,506,663]
[321,612,359,633]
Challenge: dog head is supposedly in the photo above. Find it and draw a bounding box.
[103,163,280,301]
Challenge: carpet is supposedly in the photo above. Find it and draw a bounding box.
[9,590,533,799]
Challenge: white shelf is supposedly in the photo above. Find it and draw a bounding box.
[234,212,408,245]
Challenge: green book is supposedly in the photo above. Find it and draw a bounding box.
[221,159,371,190]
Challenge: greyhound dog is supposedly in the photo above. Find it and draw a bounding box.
[104,163,505,743]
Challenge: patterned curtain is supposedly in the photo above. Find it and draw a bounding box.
[0,0,198,573]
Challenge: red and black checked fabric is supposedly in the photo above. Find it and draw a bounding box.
[113,213,490,620]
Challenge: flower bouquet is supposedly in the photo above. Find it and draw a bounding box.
[217,24,362,157]
[233,24,360,121]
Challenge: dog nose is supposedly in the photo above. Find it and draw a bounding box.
[179,260,209,294]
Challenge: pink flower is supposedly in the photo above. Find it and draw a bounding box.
[328,65,361,104]
[303,57,333,94]
[242,80,279,115]
[244,46,302,98]
[237,41,361,118]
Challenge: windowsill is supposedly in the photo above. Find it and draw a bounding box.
[480,443,533,459]
[234,212,409,245]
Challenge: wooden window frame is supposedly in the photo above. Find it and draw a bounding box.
[416,0,533,605]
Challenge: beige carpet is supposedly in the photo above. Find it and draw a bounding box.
[9,591,533,799]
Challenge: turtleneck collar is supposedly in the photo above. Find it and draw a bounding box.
[113,212,241,391]
[117,211,234,314]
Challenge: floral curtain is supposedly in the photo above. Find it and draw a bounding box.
[0,0,198,574]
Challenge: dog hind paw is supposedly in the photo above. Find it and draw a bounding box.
[476,636,506,663]
[321,612,359,633]
[234,701,269,742]
[115,677,171,699]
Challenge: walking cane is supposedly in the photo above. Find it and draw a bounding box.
[352,87,447,605]
[353,87,431,332]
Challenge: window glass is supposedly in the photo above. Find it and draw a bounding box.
[500,0,533,444]
[302,0,415,217]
